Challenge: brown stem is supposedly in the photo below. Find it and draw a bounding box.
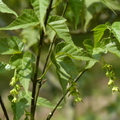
[35,36,56,105]
[0,95,9,120]
[30,0,54,120]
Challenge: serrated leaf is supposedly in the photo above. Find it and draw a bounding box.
[92,24,107,45]
[56,42,97,62]
[104,38,120,57]
[51,53,68,92]
[85,60,97,69]
[47,16,73,44]
[83,39,94,53]
[83,39,107,57]
[0,36,24,55]
[37,97,61,108]
[11,100,28,120]
[69,0,82,28]
[83,39,106,68]
[0,62,14,73]
[111,22,120,43]
[51,54,78,92]
[0,9,39,30]
[18,91,60,108]
[0,0,17,17]
[10,52,35,94]
[18,91,31,104]
[31,0,49,31]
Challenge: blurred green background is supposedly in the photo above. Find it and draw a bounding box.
[0,0,120,120]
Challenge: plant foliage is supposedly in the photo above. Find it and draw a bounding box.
[0,0,120,120]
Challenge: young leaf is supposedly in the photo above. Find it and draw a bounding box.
[92,24,107,46]
[111,22,120,43]
[0,62,14,73]
[0,0,17,17]
[31,0,49,31]
[0,9,39,30]
[47,15,73,44]
[10,52,35,94]
[69,0,82,28]
[0,36,24,55]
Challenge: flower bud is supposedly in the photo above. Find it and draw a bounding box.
[108,79,114,86]
[112,86,120,93]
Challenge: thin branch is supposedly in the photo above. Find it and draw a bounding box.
[40,36,56,80]
[46,69,88,120]
[61,0,68,17]
[34,0,69,108]
[74,69,88,83]
[30,0,54,120]
[0,95,9,120]
[35,37,56,104]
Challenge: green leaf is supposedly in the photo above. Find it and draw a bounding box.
[83,39,94,54]
[0,9,39,30]
[51,53,78,92]
[47,16,73,44]
[10,52,35,93]
[18,91,32,106]
[11,100,28,120]
[20,27,39,49]
[83,39,106,69]
[56,42,97,62]
[31,0,49,31]
[0,62,14,73]
[69,0,82,28]
[84,0,101,31]
[104,38,120,57]
[101,0,120,13]
[111,22,120,43]
[18,91,60,108]
[8,95,28,120]
[84,8,93,31]
[37,97,61,108]
[0,0,17,17]
[92,24,107,45]
[0,36,24,55]
[46,25,56,42]
[83,39,107,58]
[51,53,68,92]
